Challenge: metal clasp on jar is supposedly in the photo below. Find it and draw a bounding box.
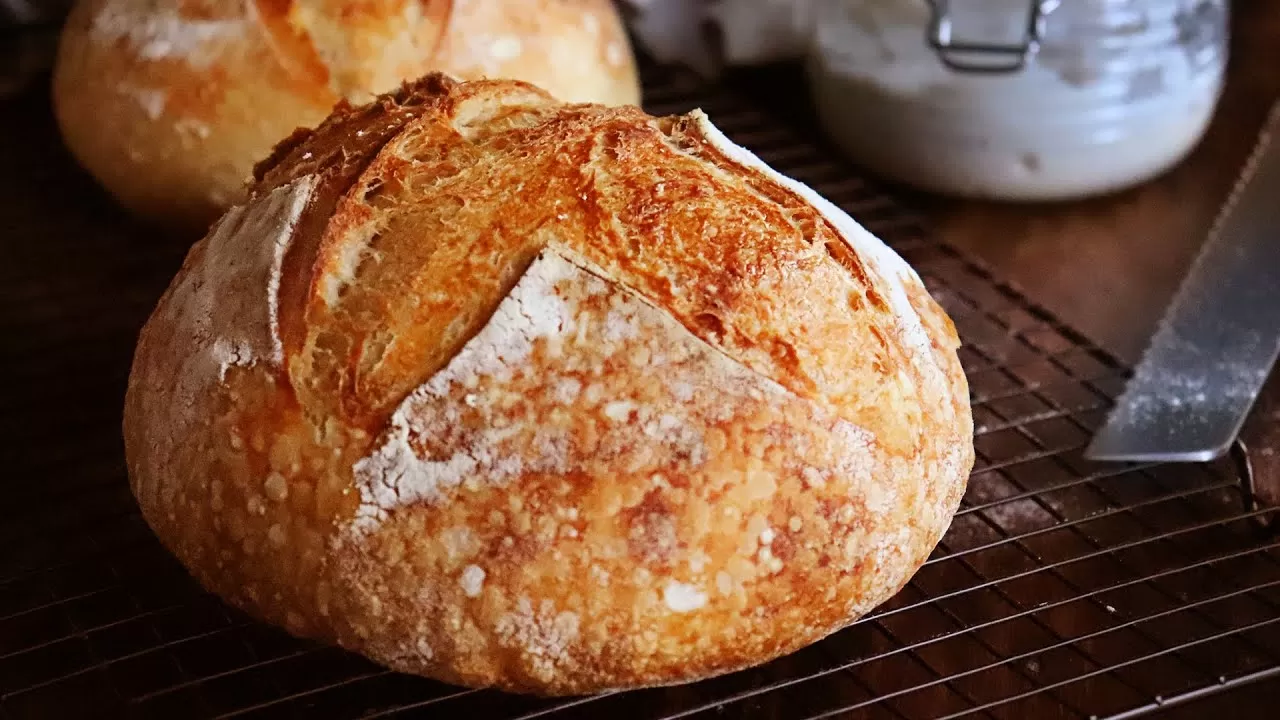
[926,0,1060,73]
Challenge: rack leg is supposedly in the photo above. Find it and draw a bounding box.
[1231,438,1277,535]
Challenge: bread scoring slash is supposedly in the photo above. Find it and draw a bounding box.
[123,75,975,695]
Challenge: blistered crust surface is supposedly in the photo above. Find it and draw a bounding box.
[276,78,952,461]
[123,76,974,695]
[330,249,945,691]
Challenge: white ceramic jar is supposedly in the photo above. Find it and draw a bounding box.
[806,0,1229,200]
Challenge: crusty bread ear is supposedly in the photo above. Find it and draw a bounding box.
[124,75,973,695]
[53,0,640,232]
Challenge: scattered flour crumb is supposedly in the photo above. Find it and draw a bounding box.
[117,84,166,119]
[174,118,212,140]
[663,581,707,612]
[489,35,523,60]
[494,598,580,681]
[716,571,733,596]
[603,400,635,422]
[416,637,434,659]
[459,565,486,597]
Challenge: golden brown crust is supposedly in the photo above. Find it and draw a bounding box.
[123,76,974,695]
[52,0,641,232]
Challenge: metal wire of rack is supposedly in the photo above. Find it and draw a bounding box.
[3,60,1280,719]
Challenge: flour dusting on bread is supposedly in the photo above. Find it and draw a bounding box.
[351,249,881,535]
[127,175,314,508]
[350,251,577,531]
[494,597,581,684]
[91,4,246,68]
[209,175,316,370]
[167,173,314,388]
[116,84,167,120]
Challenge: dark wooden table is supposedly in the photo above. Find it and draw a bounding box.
[920,4,1280,715]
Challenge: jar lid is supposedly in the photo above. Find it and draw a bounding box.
[928,0,1060,73]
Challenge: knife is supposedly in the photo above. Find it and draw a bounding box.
[1085,100,1280,463]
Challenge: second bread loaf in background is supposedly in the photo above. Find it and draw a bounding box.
[53,0,640,232]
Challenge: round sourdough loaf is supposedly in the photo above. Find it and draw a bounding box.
[123,75,974,695]
[53,0,640,232]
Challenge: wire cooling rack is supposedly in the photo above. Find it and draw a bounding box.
[3,60,1280,720]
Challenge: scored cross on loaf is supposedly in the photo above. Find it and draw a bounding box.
[123,74,974,694]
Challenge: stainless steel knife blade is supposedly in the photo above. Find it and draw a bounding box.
[1085,100,1280,463]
